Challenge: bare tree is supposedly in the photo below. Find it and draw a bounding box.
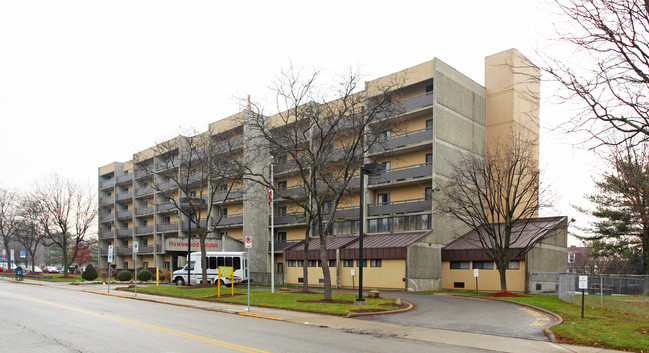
[33,175,97,276]
[134,128,244,285]
[15,197,47,273]
[246,66,404,299]
[0,188,23,271]
[545,0,649,147]
[437,133,552,292]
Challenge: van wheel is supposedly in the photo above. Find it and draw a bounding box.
[174,277,185,286]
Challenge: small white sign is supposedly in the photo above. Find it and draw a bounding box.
[133,241,139,253]
[108,245,114,263]
[474,269,479,278]
[244,236,253,249]
[351,269,355,276]
[578,275,588,290]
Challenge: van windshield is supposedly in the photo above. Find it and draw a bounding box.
[182,262,195,271]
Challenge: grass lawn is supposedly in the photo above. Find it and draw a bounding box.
[474,293,649,352]
[128,285,400,316]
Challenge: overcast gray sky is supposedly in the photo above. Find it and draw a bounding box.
[0,0,597,243]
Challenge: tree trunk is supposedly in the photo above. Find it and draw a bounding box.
[319,233,332,300]
[199,232,208,285]
[302,222,310,292]
[498,264,508,293]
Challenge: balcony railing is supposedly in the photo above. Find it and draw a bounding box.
[208,188,244,203]
[277,184,306,199]
[135,226,153,235]
[99,212,114,222]
[369,126,433,154]
[159,180,176,190]
[328,205,360,220]
[116,210,132,220]
[116,174,133,184]
[116,192,132,202]
[134,206,154,216]
[157,222,179,232]
[117,228,132,237]
[212,213,243,226]
[99,230,114,239]
[138,246,154,254]
[135,187,154,197]
[181,218,207,230]
[116,246,132,255]
[369,163,432,185]
[400,91,434,111]
[367,198,431,216]
[274,212,305,225]
[100,247,108,255]
[157,202,177,212]
[99,197,114,206]
[100,179,115,189]
[156,244,162,252]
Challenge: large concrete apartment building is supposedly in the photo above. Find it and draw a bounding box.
[97,49,566,292]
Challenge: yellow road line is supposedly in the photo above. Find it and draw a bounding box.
[519,307,551,327]
[0,289,269,353]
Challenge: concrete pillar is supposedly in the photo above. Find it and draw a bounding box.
[243,108,271,284]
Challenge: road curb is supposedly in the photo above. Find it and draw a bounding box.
[345,300,414,318]
[0,277,43,285]
[83,289,284,322]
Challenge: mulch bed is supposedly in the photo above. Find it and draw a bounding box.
[287,290,320,294]
[58,275,78,279]
[298,299,354,304]
[206,293,244,299]
[485,292,527,297]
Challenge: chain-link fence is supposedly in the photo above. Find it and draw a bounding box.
[558,273,649,313]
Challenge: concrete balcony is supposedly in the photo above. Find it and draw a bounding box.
[116,174,133,185]
[99,230,114,239]
[117,228,132,237]
[278,184,306,199]
[138,246,154,254]
[116,210,132,220]
[181,219,207,230]
[116,246,132,255]
[369,163,432,185]
[401,91,434,112]
[100,179,115,189]
[157,202,177,212]
[329,206,360,220]
[274,160,298,174]
[208,188,243,203]
[212,213,243,226]
[116,192,132,202]
[135,206,154,216]
[274,212,305,225]
[100,247,108,255]
[157,222,179,232]
[369,127,433,154]
[159,180,176,191]
[135,187,154,197]
[135,226,153,235]
[367,198,431,216]
[99,212,114,222]
[99,197,115,206]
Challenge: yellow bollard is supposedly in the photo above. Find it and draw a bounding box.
[231,271,234,296]
[156,267,159,286]
[217,271,221,298]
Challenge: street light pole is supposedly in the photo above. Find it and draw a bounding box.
[187,209,191,286]
[356,162,384,304]
[270,156,275,293]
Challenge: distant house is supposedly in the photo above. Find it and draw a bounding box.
[567,246,593,274]
[441,216,568,292]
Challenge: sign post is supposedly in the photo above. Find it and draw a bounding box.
[245,236,252,312]
[133,241,139,297]
[107,245,114,293]
[578,275,588,318]
[474,269,479,294]
[351,269,355,290]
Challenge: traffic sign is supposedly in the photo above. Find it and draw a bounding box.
[579,275,588,290]
[108,245,114,263]
[473,269,479,277]
[20,251,26,258]
[244,236,253,248]
[133,241,139,253]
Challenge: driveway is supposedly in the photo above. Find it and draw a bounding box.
[357,292,558,341]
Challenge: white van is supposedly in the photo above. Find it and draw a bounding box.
[172,251,247,286]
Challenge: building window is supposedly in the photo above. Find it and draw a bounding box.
[450,261,470,269]
[142,261,148,268]
[124,187,129,192]
[454,282,465,288]
[219,231,228,237]
[288,260,296,267]
[425,187,433,200]
[380,130,391,139]
[329,259,337,267]
[308,260,317,267]
[426,119,433,130]
[383,161,391,171]
[277,206,287,216]
[142,238,148,247]
[507,261,520,270]
[426,84,434,93]
[219,184,228,192]
[124,262,129,269]
[568,252,575,264]
[277,262,283,273]
[377,193,390,205]
[322,201,332,213]
[357,259,367,267]
[123,204,129,211]
[370,259,382,267]
[473,261,494,270]
[163,216,171,224]
[164,261,170,269]
[277,180,287,190]
[122,222,128,228]
[189,191,197,197]
[276,231,286,242]
[343,259,354,267]
[124,170,129,175]
[142,220,148,227]
[107,192,112,197]
[297,260,304,267]
[221,208,228,217]
[426,153,432,164]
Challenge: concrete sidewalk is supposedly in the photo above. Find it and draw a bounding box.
[2,278,622,353]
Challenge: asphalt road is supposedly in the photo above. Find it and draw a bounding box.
[358,292,558,341]
[0,281,496,353]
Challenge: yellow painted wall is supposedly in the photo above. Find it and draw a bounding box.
[375,184,425,202]
[378,151,430,169]
[285,264,338,286]
[278,227,306,241]
[441,261,526,292]
[338,260,406,289]
[223,228,243,240]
